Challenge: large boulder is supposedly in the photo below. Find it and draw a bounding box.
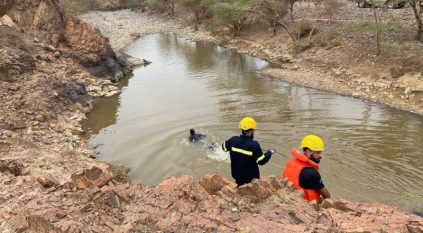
[0,14,17,29]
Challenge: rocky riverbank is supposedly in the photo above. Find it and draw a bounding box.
[81,6,423,116]
[1,0,422,232]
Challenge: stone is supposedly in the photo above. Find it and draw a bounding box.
[65,167,112,190]
[36,177,57,188]
[46,45,56,52]
[2,130,13,137]
[0,15,18,29]
[0,159,25,176]
[130,32,141,38]
[199,173,231,195]
[35,115,45,122]
[291,65,300,70]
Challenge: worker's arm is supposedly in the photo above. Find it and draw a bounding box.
[255,145,272,165]
[319,187,331,199]
[300,168,330,199]
[222,138,231,152]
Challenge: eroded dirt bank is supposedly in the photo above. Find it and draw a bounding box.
[0,0,422,232]
[81,6,423,116]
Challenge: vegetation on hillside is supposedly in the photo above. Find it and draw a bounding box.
[59,0,422,59]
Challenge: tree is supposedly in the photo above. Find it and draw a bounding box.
[253,0,290,35]
[145,0,176,15]
[214,0,253,36]
[248,0,326,50]
[366,0,400,54]
[408,0,423,41]
[178,0,214,24]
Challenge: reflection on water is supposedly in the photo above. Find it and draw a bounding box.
[83,34,423,212]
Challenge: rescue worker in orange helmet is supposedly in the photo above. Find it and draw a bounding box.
[222,117,275,187]
[282,135,330,203]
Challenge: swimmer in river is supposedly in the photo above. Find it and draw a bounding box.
[189,129,217,149]
[189,129,206,143]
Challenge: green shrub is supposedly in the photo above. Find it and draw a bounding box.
[145,0,175,14]
[214,0,252,34]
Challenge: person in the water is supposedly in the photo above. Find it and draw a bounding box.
[189,129,218,149]
[189,129,206,143]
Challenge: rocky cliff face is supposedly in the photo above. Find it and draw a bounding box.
[1,0,123,77]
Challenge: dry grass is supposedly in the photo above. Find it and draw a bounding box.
[59,0,97,15]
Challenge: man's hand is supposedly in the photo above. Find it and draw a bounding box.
[319,187,331,199]
[265,149,276,157]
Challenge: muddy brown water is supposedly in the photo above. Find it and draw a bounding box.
[83,34,423,213]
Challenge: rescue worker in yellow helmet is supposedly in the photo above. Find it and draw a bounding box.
[282,135,330,203]
[222,117,275,187]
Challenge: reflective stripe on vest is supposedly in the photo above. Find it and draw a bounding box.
[232,147,253,156]
[222,142,227,152]
[282,148,321,203]
[256,154,265,163]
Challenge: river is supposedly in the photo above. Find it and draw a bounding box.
[83,34,423,213]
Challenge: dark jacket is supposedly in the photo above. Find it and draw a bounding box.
[222,135,271,186]
[189,133,206,143]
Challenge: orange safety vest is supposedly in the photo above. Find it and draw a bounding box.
[282,148,321,203]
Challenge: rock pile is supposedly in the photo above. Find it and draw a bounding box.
[1,169,421,232]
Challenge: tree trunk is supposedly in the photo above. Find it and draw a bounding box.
[307,3,322,46]
[371,2,382,55]
[410,0,423,41]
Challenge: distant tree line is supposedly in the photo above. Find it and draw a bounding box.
[60,0,422,53]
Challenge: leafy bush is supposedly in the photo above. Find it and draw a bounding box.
[214,0,252,34]
[145,0,176,14]
[177,0,214,22]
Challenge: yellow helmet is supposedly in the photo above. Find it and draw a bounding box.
[301,135,324,151]
[239,117,257,130]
